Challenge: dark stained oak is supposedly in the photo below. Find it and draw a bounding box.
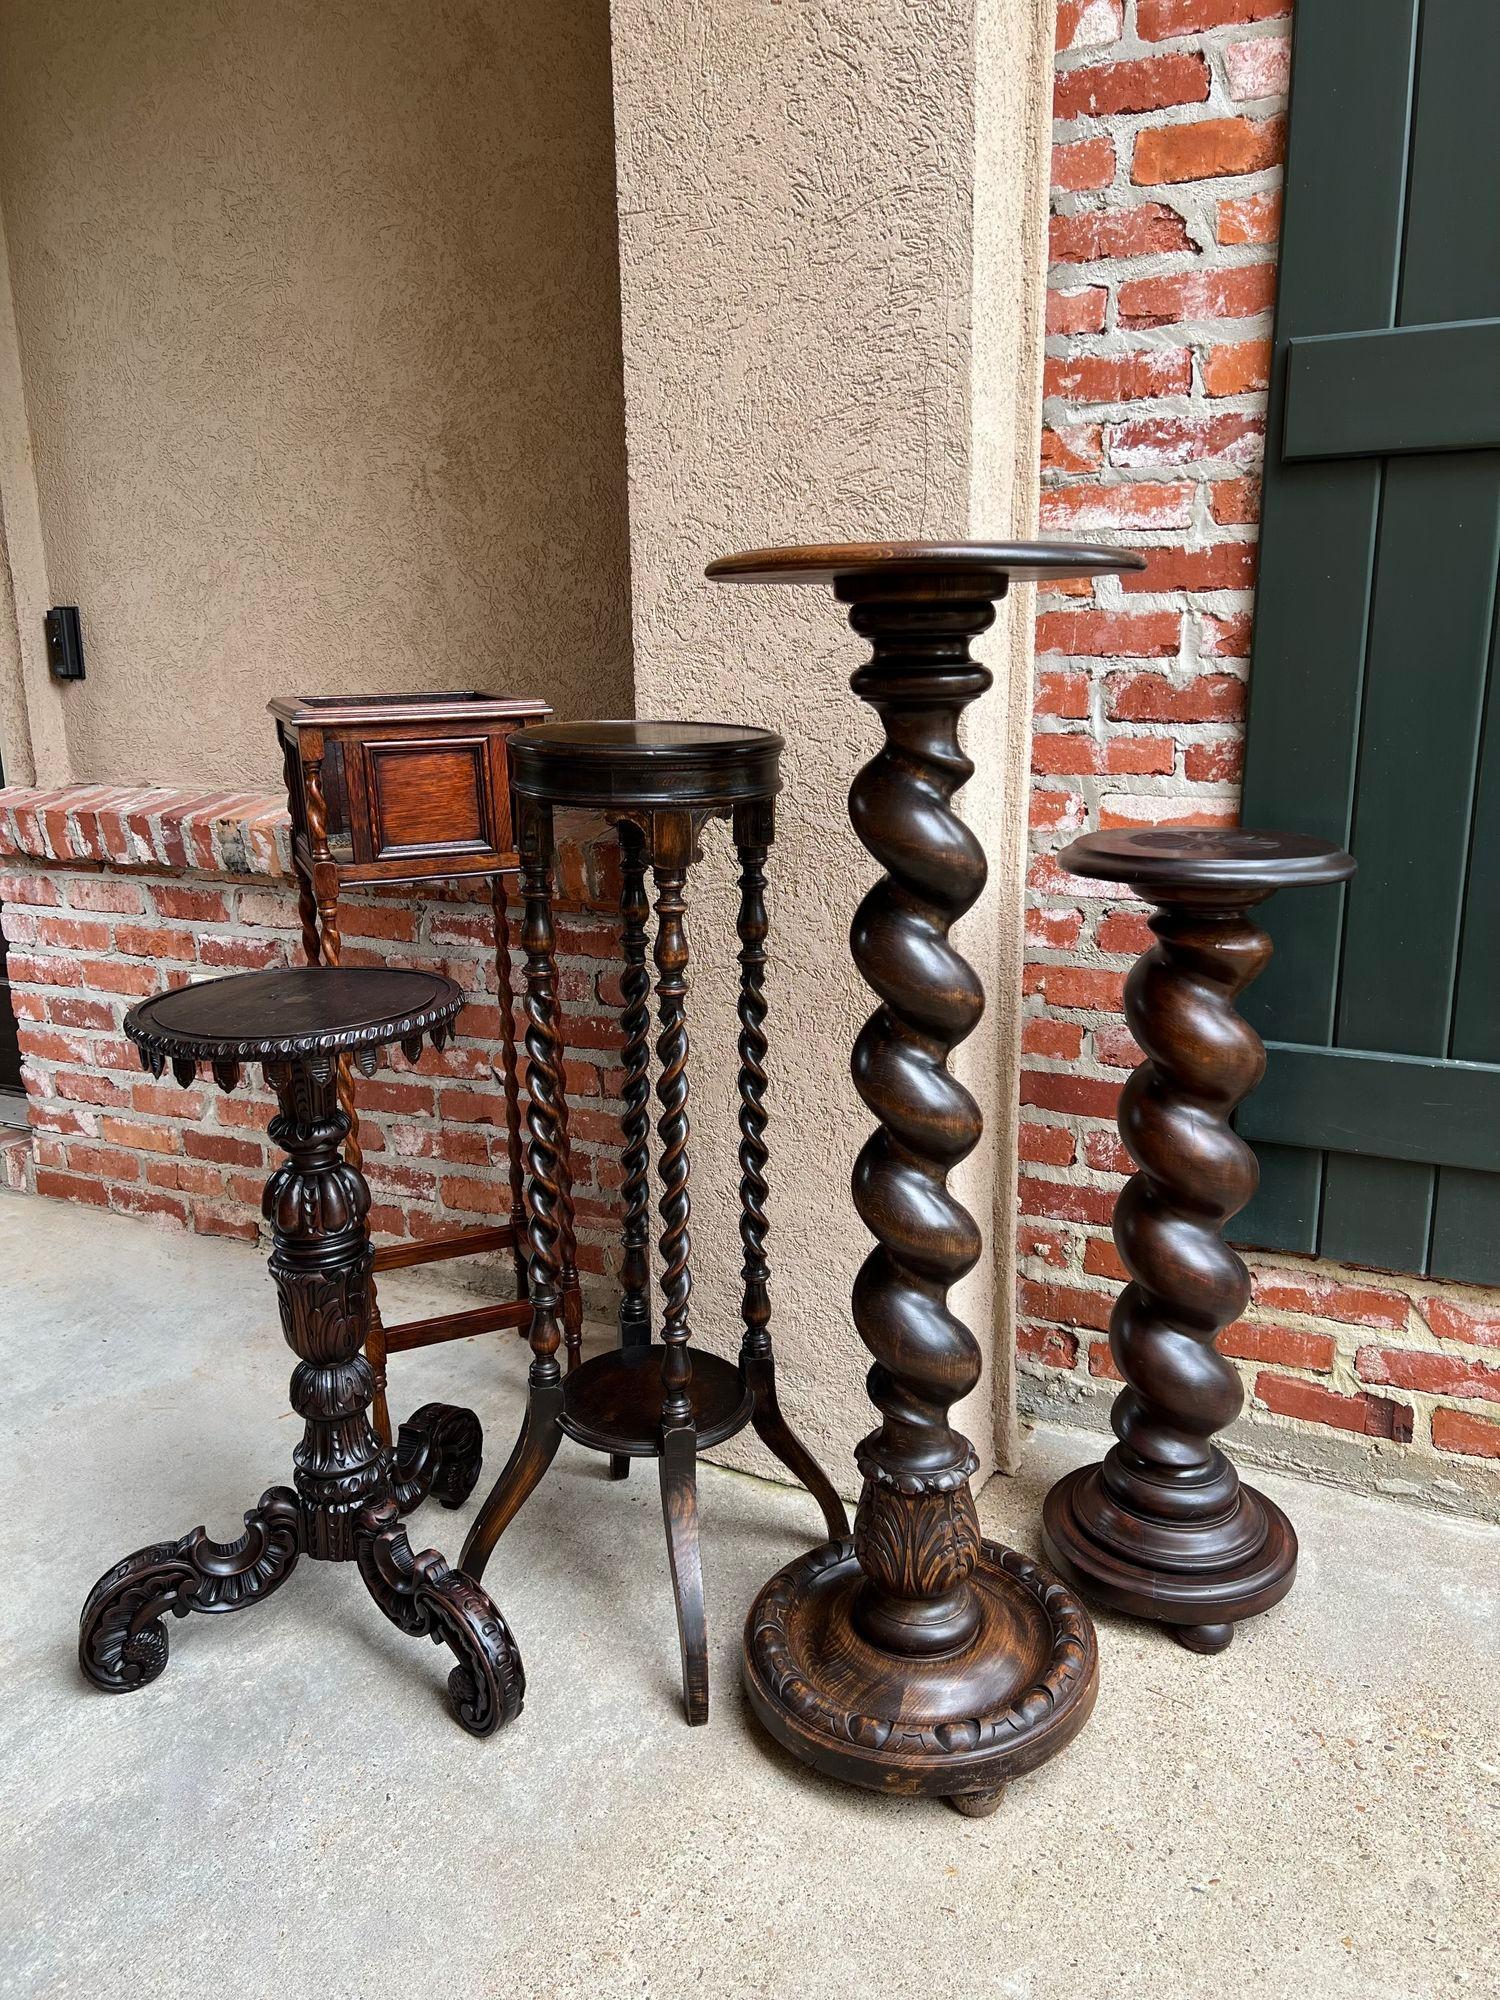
[460,721,848,1726]
[272,689,580,1447]
[1041,828,1357,1652]
[709,539,1145,1810]
[78,966,524,1737]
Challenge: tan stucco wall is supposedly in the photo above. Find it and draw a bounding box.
[0,0,631,791]
[0,207,65,788]
[609,0,1055,1490]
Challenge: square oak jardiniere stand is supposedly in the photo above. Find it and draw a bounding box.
[271,690,584,1447]
[707,541,1145,1814]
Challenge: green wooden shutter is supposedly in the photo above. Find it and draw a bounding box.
[1235,0,1500,1285]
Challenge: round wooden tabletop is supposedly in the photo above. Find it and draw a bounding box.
[125,966,464,1063]
[706,538,1148,587]
[510,718,783,809]
[513,719,782,755]
[1060,827,1358,890]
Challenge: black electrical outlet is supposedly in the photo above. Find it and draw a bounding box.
[45,605,85,681]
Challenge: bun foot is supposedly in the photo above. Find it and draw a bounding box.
[948,1785,1007,1818]
[1174,1621,1235,1655]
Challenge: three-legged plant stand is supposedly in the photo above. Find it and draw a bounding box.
[78,966,525,1737]
[459,721,848,1726]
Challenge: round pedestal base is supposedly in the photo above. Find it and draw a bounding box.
[1041,1463,1297,1645]
[742,1537,1098,1801]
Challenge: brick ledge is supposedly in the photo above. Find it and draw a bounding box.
[0,786,289,879]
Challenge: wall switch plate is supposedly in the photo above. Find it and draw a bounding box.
[45,606,85,681]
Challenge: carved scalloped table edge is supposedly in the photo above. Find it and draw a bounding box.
[123,992,465,1092]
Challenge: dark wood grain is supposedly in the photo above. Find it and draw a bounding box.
[460,721,844,1726]
[710,540,1127,1810]
[81,967,524,1735]
[1042,828,1356,1652]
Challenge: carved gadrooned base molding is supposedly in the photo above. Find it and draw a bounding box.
[744,1536,1098,1804]
[1042,1465,1298,1654]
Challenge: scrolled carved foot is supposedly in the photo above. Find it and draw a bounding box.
[948,1786,1007,1819]
[356,1497,524,1736]
[79,1487,302,1693]
[1173,1621,1235,1656]
[391,1403,484,1513]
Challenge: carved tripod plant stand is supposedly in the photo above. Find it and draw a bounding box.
[459,721,849,1726]
[78,967,525,1737]
[1042,828,1357,1653]
[708,542,1148,1812]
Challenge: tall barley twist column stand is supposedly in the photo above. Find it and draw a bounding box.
[708,541,1142,1812]
[1042,828,1356,1653]
[78,966,525,1737]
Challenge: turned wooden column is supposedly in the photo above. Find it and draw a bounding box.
[708,540,1143,1811]
[1041,828,1357,1653]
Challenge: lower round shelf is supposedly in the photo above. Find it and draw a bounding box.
[743,1536,1098,1800]
[560,1344,754,1458]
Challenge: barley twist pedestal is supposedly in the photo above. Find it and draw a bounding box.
[708,540,1143,1811]
[1041,828,1357,1653]
[459,721,847,1726]
[78,966,525,1737]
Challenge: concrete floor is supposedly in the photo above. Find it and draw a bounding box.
[1,1195,1496,2000]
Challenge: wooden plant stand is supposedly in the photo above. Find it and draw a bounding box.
[707,541,1145,1813]
[1042,828,1357,1653]
[271,691,583,1445]
[79,966,525,1737]
[459,721,848,1726]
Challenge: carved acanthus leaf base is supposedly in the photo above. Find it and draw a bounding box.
[852,1474,982,1603]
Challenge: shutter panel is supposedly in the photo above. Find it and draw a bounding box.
[1235,0,1500,1285]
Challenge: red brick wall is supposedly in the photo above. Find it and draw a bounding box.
[0,787,626,1303]
[1023,0,1500,1493]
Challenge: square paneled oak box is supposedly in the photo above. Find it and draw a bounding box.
[273,690,537,881]
[271,692,583,1444]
